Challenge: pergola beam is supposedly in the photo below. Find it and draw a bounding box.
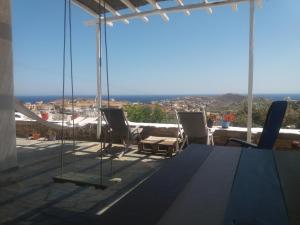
[72,0,113,26]
[145,0,169,22]
[95,0,130,24]
[72,0,98,17]
[85,0,249,25]
[176,0,191,16]
[204,0,213,14]
[120,0,149,22]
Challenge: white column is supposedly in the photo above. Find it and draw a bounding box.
[96,18,102,140]
[247,0,255,142]
[0,0,18,171]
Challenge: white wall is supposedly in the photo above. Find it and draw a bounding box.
[0,0,17,171]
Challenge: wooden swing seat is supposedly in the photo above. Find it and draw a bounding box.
[53,172,117,189]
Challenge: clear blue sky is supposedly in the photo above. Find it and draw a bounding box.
[12,0,300,96]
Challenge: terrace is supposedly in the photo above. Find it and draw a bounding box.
[1,0,300,225]
[0,138,166,225]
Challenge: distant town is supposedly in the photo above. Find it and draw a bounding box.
[17,94,300,129]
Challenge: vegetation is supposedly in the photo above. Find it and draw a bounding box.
[284,101,300,128]
[125,104,170,123]
[125,99,300,129]
[232,99,270,127]
[231,100,300,128]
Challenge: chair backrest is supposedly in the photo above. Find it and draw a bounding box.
[101,108,129,139]
[258,101,287,149]
[177,111,208,139]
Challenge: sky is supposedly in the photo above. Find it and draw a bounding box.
[12,0,300,96]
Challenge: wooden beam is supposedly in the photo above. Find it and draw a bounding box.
[204,0,213,14]
[120,0,149,22]
[95,0,129,24]
[145,0,169,22]
[72,0,114,26]
[53,172,109,189]
[85,0,250,25]
[72,0,98,17]
[85,18,113,27]
[176,0,190,16]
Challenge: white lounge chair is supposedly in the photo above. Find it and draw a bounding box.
[176,110,214,147]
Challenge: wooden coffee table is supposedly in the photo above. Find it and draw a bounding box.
[139,136,179,156]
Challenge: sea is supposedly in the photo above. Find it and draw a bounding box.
[16,94,300,104]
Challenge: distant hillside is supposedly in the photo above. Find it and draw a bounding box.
[208,93,247,111]
[215,93,246,103]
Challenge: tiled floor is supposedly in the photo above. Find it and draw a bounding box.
[0,138,166,225]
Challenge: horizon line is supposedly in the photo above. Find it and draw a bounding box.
[16,93,300,97]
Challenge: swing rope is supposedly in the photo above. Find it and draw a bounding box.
[103,0,117,176]
[97,0,103,185]
[58,0,110,186]
[60,0,76,175]
[98,0,112,184]
[103,1,110,109]
[55,0,109,189]
[68,0,77,170]
[60,0,67,175]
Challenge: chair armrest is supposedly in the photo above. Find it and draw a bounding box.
[208,128,215,134]
[226,138,257,148]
